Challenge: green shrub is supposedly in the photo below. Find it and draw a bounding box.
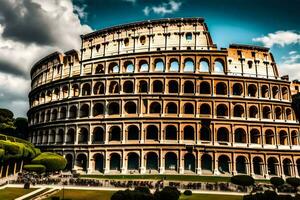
[23,164,46,173]
[286,177,300,191]
[278,195,293,200]
[135,186,151,194]
[231,175,255,187]
[183,190,192,196]
[154,186,181,200]
[32,152,66,171]
[263,190,277,199]
[270,177,285,188]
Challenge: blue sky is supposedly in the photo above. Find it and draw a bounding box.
[0,0,299,117]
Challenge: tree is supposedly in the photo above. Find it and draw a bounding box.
[154,186,181,200]
[0,108,15,135]
[14,118,28,139]
[286,177,300,193]
[31,152,67,171]
[270,177,285,192]
[231,175,255,187]
[23,164,46,173]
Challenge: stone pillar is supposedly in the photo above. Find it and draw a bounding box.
[213,155,220,175]
[140,151,146,174]
[159,150,165,174]
[104,155,110,174]
[179,152,184,174]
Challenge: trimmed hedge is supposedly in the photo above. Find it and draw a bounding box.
[231,175,254,187]
[23,164,46,173]
[32,152,66,171]
[286,177,300,189]
[270,177,285,188]
[183,190,192,196]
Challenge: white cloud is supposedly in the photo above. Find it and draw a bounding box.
[253,30,300,48]
[143,0,182,16]
[279,51,300,80]
[123,0,136,3]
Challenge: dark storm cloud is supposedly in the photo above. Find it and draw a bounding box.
[0,0,57,46]
[0,59,28,78]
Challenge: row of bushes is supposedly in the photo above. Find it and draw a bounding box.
[244,191,300,200]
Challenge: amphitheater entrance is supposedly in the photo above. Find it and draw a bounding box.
[253,157,263,176]
[65,154,73,171]
[218,155,230,174]
[201,154,213,175]
[184,153,195,173]
[146,152,159,173]
[75,154,87,173]
[267,157,279,176]
[127,153,139,173]
[236,156,247,174]
[165,152,177,173]
[93,154,104,173]
[110,153,121,173]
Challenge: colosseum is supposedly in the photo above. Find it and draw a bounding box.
[28,18,300,179]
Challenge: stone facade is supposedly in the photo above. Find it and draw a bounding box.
[28,18,300,178]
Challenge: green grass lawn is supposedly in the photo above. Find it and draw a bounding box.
[0,187,36,200]
[180,194,242,200]
[46,189,115,200]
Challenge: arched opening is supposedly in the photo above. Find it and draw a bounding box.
[109,62,119,73]
[283,158,292,176]
[72,84,79,97]
[168,80,179,93]
[249,106,258,118]
[184,153,195,172]
[108,102,120,115]
[127,153,139,171]
[233,105,244,118]
[250,129,260,144]
[82,83,91,96]
[56,129,64,144]
[217,127,229,143]
[109,126,121,141]
[286,109,293,120]
[95,64,104,74]
[253,157,263,175]
[76,154,87,172]
[268,157,278,175]
[124,102,137,114]
[184,126,194,140]
[49,130,55,144]
[235,128,246,143]
[233,83,243,95]
[166,102,177,114]
[275,107,282,120]
[123,81,134,93]
[291,131,298,145]
[127,125,139,140]
[265,130,275,145]
[165,125,177,140]
[248,84,257,97]
[185,32,192,40]
[261,85,269,98]
[218,155,230,174]
[146,125,158,140]
[262,106,271,119]
[78,128,88,144]
[46,110,50,122]
[165,152,177,171]
[93,82,105,95]
[139,80,148,93]
[109,81,119,93]
[153,80,163,93]
[200,127,211,141]
[282,87,289,100]
[200,104,211,115]
[184,58,195,72]
[53,88,59,100]
[154,59,165,72]
[200,82,211,94]
[94,154,104,173]
[51,109,58,121]
[65,154,73,171]
[93,103,104,117]
[60,107,67,119]
[279,130,288,145]
[150,102,161,114]
[216,82,227,95]
[201,154,213,174]
[236,156,247,174]
[62,86,68,98]
[146,152,158,170]
[110,153,121,171]
[140,35,146,45]
[214,60,225,73]
[93,127,104,144]
[184,81,194,93]
[66,129,75,144]
[184,103,194,114]
[169,59,179,72]
[200,59,209,72]
[80,104,89,118]
[124,61,134,73]
[216,104,228,117]
[272,86,279,99]
[139,60,149,72]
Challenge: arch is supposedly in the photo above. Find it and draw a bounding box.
[200,81,211,94]
[80,104,89,118]
[66,129,75,144]
[283,158,292,176]
[265,130,275,145]
[286,108,293,120]
[235,128,246,143]
[249,106,258,118]
[51,109,58,121]
[127,153,139,170]
[127,125,139,140]
[146,152,158,170]
[78,127,88,144]
[233,83,243,95]
[184,153,196,172]
[218,155,230,174]
[201,154,213,173]
[233,105,244,118]
[46,110,51,122]
[200,127,211,141]
[200,104,211,115]
[49,130,55,143]
[185,32,192,40]
[150,102,161,113]
[262,106,271,119]
[62,86,68,98]
[56,129,64,144]
[291,131,298,145]
[124,102,137,114]
[184,81,194,93]
[169,58,179,72]
[110,153,121,171]
[109,62,119,73]
[82,83,91,96]
[261,85,269,98]
[272,86,279,99]
[275,107,282,120]
[248,84,257,97]
[140,35,146,45]
[250,129,260,144]
[184,103,194,114]
[216,82,227,95]
[109,81,119,93]
[65,154,73,171]
[124,61,134,73]
[60,107,67,119]
[184,126,194,140]
[72,84,79,97]
[165,125,177,140]
[153,80,163,93]
[199,59,209,72]
[154,59,165,72]
[236,156,247,174]
[53,88,59,100]
[214,60,225,73]
[184,58,195,72]
[267,157,278,175]
[93,82,105,95]
[146,125,158,140]
[165,152,177,171]
[95,64,104,74]
[93,154,104,173]
[253,157,263,175]
[139,80,148,93]
[123,81,134,93]
[217,127,229,143]
[216,104,228,117]
[108,102,120,115]
[139,60,149,72]
[93,103,104,117]
[282,87,289,100]
[168,80,179,93]
[279,130,288,145]
[109,126,121,141]
[166,102,177,114]
[76,154,87,172]
[92,127,104,144]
